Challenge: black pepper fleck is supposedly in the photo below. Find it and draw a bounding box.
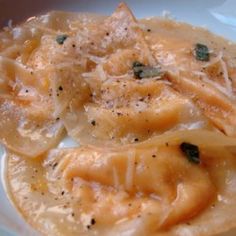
[58,86,63,91]
[52,162,58,169]
[91,218,96,225]
[91,120,96,126]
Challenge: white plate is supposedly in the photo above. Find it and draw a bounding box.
[1,0,236,235]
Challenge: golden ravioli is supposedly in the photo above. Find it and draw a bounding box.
[6,130,236,235]
[0,57,64,157]
[51,3,212,145]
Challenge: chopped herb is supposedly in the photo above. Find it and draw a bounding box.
[91,120,96,126]
[194,43,209,61]
[180,142,200,164]
[56,34,68,45]
[132,61,163,79]
[133,61,145,68]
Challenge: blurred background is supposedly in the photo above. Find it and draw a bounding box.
[0,0,236,40]
[0,1,233,27]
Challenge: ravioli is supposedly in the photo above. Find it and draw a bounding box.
[51,3,213,145]
[2,2,236,236]
[0,56,64,157]
[0,8,105,156]
[7,130,236,236]
[143,18,236,136]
